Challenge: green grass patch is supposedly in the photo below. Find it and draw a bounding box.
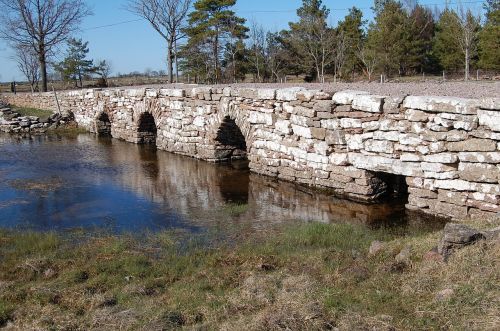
[221,202,249,216]
[12,106,53,121]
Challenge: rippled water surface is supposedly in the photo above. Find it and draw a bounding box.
[0,133,445,237]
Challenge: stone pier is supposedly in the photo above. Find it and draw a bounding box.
[2,86,499,221]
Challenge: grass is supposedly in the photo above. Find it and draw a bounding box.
[0,221,498,330]
[12,106,53,121]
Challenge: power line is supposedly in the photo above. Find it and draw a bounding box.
[83,18,144,31]
[81,1,486,31]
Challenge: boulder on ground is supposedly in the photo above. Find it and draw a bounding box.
[438,223,485,259]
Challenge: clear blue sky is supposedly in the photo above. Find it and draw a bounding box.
[0,0,485,82]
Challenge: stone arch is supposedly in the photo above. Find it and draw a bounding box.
[210,102,254,162]
[136,112,157,145]
[94,112,112,136]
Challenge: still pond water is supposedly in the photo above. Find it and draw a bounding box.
[0,133,445,239]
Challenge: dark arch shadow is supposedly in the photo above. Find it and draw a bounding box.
[214,116,248,162]
[137,113,157,145]
[95,112,111,136]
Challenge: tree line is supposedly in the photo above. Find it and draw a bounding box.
[172,0,498,84]
[1,0,498,92]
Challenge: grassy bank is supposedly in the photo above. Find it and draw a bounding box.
[12,107,53,122]
[0,222,498,330]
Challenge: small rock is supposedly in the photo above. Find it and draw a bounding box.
[481,226,500,241]
[395,246,412,264]
[368,240,385,256]
[125,275,134,282]
[423,248,444,263]
[438,223,485,259]
[259,263,276,271]
[43,268,57,279]
[435,288,454,301]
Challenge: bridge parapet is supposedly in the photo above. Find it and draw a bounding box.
[2,86,499,221]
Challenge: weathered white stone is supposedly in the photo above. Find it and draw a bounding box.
[340,118,362,128]
[291,124,312,138]
[434,179,474,191]
[193,116,205,127]
[257,88,277,100]
[290,114,311,127]
[478,109,500,131]
[422,162,457,172]
[401,153,422,162]
[329,153,349,165]
[346,134,363,150]
[372,130,399,142]
[160,89,185,97]
[480,97,500,110]
[403,96,479,114]
[275,120,291,135]
[364,140,394,153]
[332,90,369,105]
[458,163,499,183]
[277,87,306,101]
[249,111,273,125]
[399,134,422,146]
[351,95,385,113]
[458,152,500,163]
[321,119,340,130]
[423,153,458,163]
[405,109,429,122]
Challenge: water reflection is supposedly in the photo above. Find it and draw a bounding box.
[0,133,445,235]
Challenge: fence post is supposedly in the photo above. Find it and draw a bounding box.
[443,71,445,82]
[52,85,61,115]
[477,70,479,81]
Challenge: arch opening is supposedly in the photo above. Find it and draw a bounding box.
[214,116,248,162]
[370,172,409,203]
[95,112,111,136]
[137,113,157,145]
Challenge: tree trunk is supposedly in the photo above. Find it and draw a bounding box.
[174,38,179,83]
[167,40,174,83]
[39,51,48,92]
[465,47,470,81]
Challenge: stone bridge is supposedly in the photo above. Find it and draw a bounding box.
[2,86,499,221]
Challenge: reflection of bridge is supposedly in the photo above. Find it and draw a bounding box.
[2,87,499,221]
[91,136,428,228]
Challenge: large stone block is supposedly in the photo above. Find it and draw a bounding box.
[277,87,306,101]
[364,139,394,153]
[458,163,499,183]
[446,139,496,152]
[458,152,500,163]
[480,97,500,110]
[432,201,468,219]
[291,124,312,138]
[332,90,369,105]
[403,96,479,114]
[423,153,458,163]
[478,109,500,131]
[351,95,385,113]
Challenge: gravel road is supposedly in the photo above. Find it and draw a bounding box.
[114,81,499,99]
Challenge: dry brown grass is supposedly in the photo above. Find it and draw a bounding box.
[0,221,498,330]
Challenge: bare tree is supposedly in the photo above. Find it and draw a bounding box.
[289,16,335,83]
[357,45,377,81]
[0,0,91,92]
[12,43,39,92]
[128,0,191,83]
[333,31,348,83]
[248,21,266,82]
[455,6,481,81]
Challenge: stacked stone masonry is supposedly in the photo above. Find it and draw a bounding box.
[2,86,499,221]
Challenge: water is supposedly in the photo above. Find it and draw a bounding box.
[0,133,445,238]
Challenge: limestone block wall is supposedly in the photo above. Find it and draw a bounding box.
[1,86,499,221]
